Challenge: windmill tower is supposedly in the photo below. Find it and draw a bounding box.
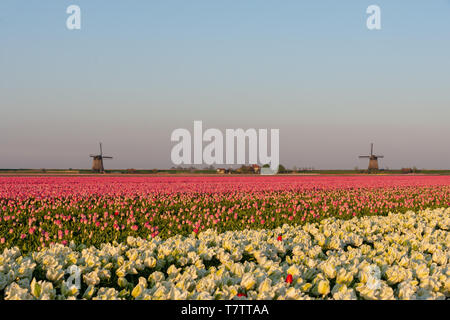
[359,143,384,171]
[90,143,113,173]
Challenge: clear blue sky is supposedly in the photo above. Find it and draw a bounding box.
[1,0,449,169]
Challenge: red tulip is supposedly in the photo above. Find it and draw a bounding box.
[286,274,293,284]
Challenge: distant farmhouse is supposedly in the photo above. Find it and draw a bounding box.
[251,164,261,174]
[216,165,260,174]
[216,168,232,174]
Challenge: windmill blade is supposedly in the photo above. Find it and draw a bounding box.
[103,156,113,159]
[359,156,370,158]
[377,155,384,158]
[99,143,103,157]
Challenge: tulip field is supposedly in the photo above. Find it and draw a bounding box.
[0,176,449,299]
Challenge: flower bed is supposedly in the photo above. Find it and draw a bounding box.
[1,176,450,253]
[1,207,448,300]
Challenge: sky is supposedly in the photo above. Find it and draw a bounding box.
[1,0,449,170]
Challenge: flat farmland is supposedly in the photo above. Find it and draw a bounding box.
[0,176,449,299]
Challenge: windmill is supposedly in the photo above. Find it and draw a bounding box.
[359,143,384,171]
[90,143,113,173]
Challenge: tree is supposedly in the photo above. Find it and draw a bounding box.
[278,164,286,173]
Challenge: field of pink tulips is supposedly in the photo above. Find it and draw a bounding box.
[1,176,450,253]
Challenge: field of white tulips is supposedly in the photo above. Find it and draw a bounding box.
[1,207,449,300]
